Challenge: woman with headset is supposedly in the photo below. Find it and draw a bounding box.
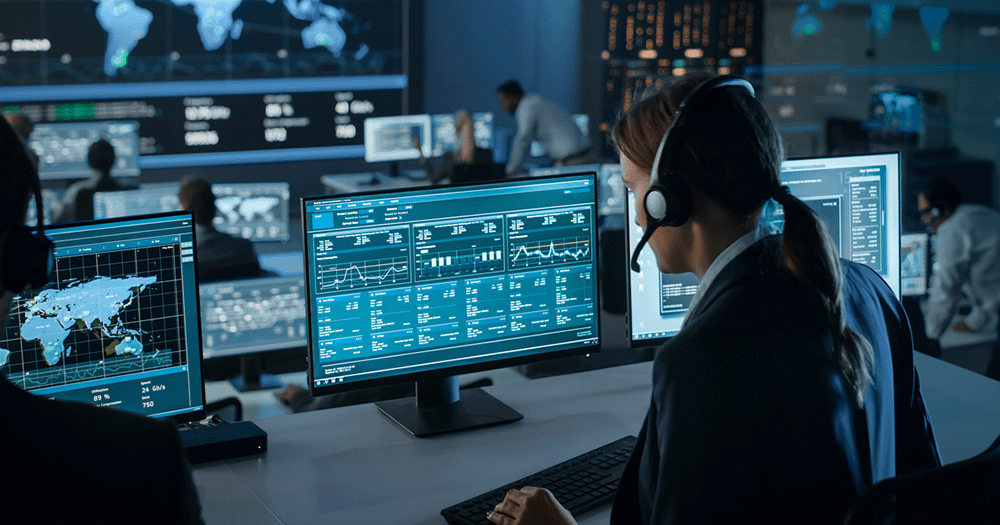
[486,74,940,525]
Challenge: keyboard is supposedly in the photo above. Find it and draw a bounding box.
[441,435,637,525]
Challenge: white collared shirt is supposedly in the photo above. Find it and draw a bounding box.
[681,222,773,328]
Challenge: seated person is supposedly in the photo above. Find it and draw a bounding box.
[55,138,125,223]
[0,115,203,524]
[413,110,493,184]
[178,177,262,282]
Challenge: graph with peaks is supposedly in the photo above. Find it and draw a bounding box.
[508,208,594,269]
[414,216,505,280]
[313,227,411,292]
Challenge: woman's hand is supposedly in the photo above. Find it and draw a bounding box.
[485,487,578,525]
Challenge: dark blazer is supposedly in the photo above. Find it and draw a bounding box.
[0,376,203,524]
[194,223,262,282]
[610,235,940,525]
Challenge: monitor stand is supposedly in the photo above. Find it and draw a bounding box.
[375,376,523,437]
[228,354,283,392]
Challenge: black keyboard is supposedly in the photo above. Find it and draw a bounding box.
[441,436,637,525]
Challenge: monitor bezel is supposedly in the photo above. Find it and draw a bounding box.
[625,151,903,348]
[301,172,603,398]
[27,210,208,423]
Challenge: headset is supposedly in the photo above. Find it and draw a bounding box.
[0,148,55,296]
[630,75,756,273]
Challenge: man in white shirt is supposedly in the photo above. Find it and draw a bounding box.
[919,179,1000,379]
[497,80,592,176]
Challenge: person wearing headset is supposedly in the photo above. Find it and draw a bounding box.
[486,74,939,525]
[918,179,1000,380]
[0,116,203,524]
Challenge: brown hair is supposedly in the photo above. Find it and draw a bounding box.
[612,73,873,407]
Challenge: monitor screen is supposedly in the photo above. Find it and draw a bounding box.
[93,182,180,220]
[28,120,140,180]
[0,213,205,420]
[302,173,601,395]
[25,188,63,227]
[901,232,930,297]
[626,152,901,346]
[363,115,432,163]
[530,114,589,157]
[1,0,409,169]
[598,164,626,218]
[200,275,307,360]
[211,182,291,242]
[870,89,923,135]
[429,112,494,158]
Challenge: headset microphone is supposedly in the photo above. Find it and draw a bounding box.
[629,75,755,272]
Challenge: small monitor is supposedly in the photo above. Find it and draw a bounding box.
[626,152,902,346]
[25,188,63,227]
[199,275,307,359]
[0,213,205,421]
[210,182,291,242]
[93,182,180,220]
[900,232,930,297]
[530,114,589,158]
[363,115,432,163]
[302,173,600,436]
[869,88,922,136]
[28,120,140,180]
[598,164,626,218]
[429,112,494,158]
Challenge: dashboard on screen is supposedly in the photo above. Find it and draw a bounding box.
[626,152,902,346]
[302,174,601,394]
[0,0,409,169]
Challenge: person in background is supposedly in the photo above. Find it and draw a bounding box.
[178,177,262,282]
[55,138,124,223]
[0,114,203,524]
[486,73,939,525]
[918,179,1000,380]
[497,80,592,176]
[413,110,494,183]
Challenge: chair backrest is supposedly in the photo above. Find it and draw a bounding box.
[844,432,1000,525]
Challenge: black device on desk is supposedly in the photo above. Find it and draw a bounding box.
[442,435,637,525]
[302,172,602,436]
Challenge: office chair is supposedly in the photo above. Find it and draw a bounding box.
[844,431,1000,525]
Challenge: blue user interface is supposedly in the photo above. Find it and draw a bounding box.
[303,174,601,389]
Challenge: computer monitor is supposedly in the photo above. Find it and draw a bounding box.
[363,115,432,163]
[28,120,140,180]
[25,188,63,227]
[211,183,291,242]
[901,232,930,297]
[93,182,180,220]
[626,152,902,346]
[302,173,601,436]
[0,212,205,421]
[598,164,626,219]
[429,112,494,158]
[530,114,589,158]
[200,275,307,360]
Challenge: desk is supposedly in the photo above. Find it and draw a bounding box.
[192,354,1000,525]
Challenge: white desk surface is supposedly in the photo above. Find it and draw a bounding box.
[192,353,1000,525]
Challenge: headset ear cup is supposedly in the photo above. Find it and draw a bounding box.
[645,189,668,221]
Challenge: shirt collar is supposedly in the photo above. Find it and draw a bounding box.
[681,222,772,328]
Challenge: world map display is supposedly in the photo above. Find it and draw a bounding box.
[95,0,350,77]
[0,275,157,369]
